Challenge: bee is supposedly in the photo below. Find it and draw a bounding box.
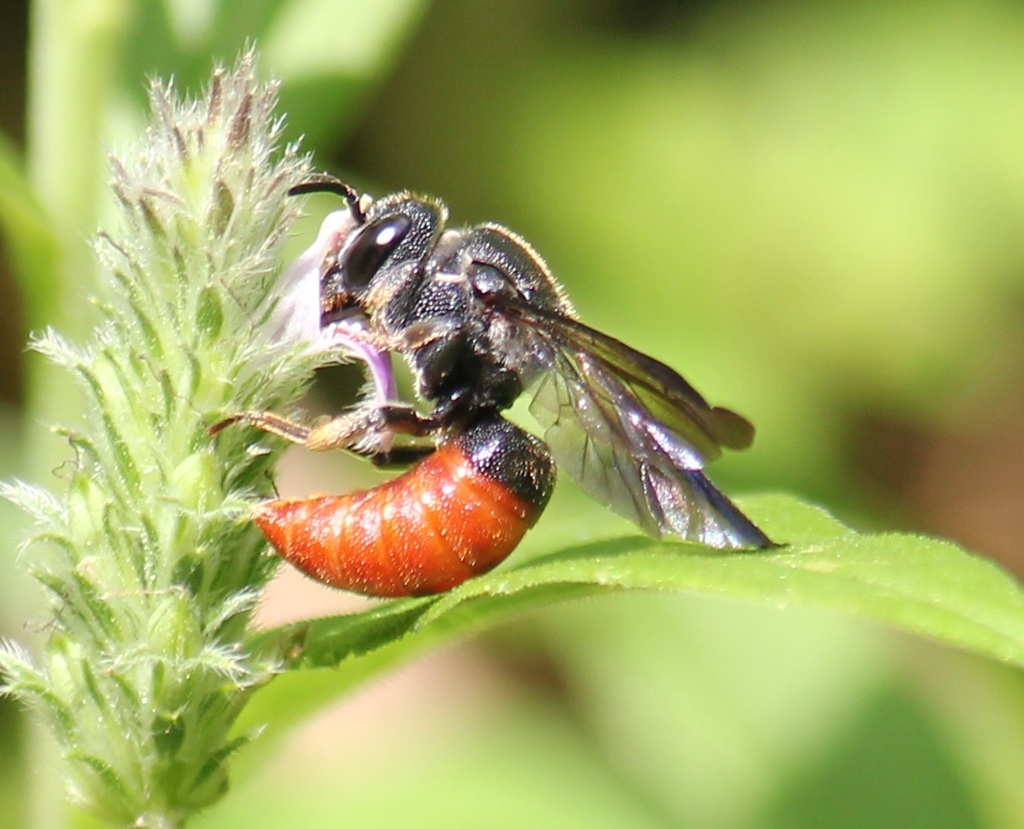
[218,175,773,597]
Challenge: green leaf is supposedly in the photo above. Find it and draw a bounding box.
[237,494,1024,772]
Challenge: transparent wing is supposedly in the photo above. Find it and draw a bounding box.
[509,305,772,548]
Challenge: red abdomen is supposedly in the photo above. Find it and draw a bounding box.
[254,417,555,597]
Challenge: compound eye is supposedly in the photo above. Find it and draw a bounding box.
[342,214,412,290]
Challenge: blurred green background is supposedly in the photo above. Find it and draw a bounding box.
[3,1,1024,827]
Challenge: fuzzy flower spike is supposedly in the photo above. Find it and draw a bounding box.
[0,52,332,828]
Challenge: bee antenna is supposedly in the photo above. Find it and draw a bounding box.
[288,174,366,223]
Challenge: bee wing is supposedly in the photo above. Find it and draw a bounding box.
[506,304,771,548]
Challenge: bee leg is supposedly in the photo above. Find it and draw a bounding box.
[208,411,312,443]
[304,403,438,454]
[342,405,441,467]
[376,404,441,437]
[212,404,441,466]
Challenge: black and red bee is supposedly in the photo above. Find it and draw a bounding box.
[217,175,773,597]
